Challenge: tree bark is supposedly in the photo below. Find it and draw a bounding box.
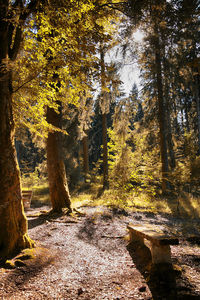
[82,134,89,182]
[193,69,200,154]
[162,49,176,170]
[152,10,169,192]
[0,68,33,261]
[0,3,34,260]
[46,105,72,213]
[102,113,109,189]
[166,100,176,170]
[100,47,109,190]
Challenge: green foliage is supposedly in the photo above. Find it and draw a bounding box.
[21,170,41,188]
[169,132,200,193]
[108,124,160,196]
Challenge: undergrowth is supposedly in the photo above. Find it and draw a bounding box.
[21,173,200,219]
[70,184,200,219]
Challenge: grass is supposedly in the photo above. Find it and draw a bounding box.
[21,174,200,219]
[71,185,200,219]
[31,184,50,206]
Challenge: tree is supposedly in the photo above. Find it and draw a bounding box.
[46,103,72,212]
[78,96,93,183]
[0,0,119,259]
[123,0,180,192]
[0,0,39,261]
[151,3,170,192]
[100,46,109,189]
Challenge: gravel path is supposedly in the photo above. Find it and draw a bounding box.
[0,205,200,299]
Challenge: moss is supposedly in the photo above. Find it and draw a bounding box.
[20,248,37,260]
[173,264,183,275]
[4,260,16,269]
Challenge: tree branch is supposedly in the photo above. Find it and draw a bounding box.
[13,73,40,94]
[8,0,40,60]
[95,1,128,14]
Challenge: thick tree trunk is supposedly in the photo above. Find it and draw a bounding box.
[82,135,89,182]
[0,3,34,260]
[0,68,33,260]
[46,105,72,213]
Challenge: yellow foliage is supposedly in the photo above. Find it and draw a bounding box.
[13,0,119,137]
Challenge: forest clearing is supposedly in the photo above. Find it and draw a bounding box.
[0,0,200,299]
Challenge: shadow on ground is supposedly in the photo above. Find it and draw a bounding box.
[1,247,55,295]
[127,241,200,300]
[28,210,65,229]
[76,208,126,252]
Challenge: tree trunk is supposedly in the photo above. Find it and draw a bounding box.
[82,134,89,182]
[194,70,200,154]
[162,48,176,170]
[153,14,169,192]
[166,102,176,170]
[102,113,109,189]
[0,3,34,260]
[100,46,109,190]
[46,105,72,213]
[184,100,190,133]
[0,68,33,260]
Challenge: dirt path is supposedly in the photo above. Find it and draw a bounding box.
[0,205,200,299]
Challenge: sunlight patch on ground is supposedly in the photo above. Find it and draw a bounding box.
[70,188,200,219]
[71,193,93,208]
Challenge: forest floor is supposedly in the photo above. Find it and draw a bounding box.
[0,202,200,300]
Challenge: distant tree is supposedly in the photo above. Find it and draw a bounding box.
[125,0,200,192]
[78,96,94,183]
[99,46,109,189]
[15,129,45,175]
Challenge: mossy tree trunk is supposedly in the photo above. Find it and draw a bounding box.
[46,105,72,213]
[0,70,33,261]
[0,1,35,261]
